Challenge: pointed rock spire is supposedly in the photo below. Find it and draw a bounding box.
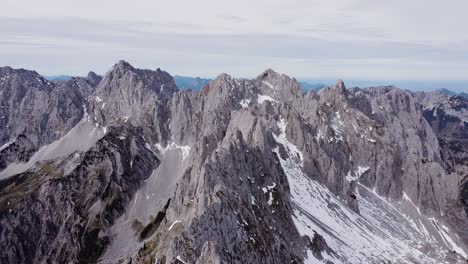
[258,68,279,79]
[332,79,348,98]
[113,60,134,71]
[335,79,346,92]
[86,71,101,85]
[255,68,302,102]
[87,71,98,80]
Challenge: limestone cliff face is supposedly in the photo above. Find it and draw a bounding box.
[53,71,102,98]
[415,91,468,241]
[0,125,159,264]
[0,66,87,169]
[0,62,467,264]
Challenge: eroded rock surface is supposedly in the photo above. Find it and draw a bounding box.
[0,62,467,264]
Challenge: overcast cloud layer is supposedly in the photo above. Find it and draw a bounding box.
[0,0,467,91]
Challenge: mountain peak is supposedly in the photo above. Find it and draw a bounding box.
[85,71,101,87]
[258,68,281,80]
[335,79,346,90]
[215,73,232,80]
[2,63,468,264]
[435,88,468,99]
[87,71,98,79]
[254,68,303,103]
[115,59,132,67]
[96,61,178,103]
[0,66,53,91]
[0,65,40,77]
[329,79,348,97]
[112,60,135,73]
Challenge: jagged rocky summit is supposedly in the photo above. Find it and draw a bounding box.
[0,60,467,264]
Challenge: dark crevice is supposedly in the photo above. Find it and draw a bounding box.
[139,199,171,241]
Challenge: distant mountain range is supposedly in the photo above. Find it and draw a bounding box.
[173,76,326,92]
[298,81,328,91]
[436,88,468,99]
[173,75,210,90]
[43,75,73,81]
[44,75,465,96]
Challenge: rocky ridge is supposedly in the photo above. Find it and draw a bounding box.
[0,61,467,264]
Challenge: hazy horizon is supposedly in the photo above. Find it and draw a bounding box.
[36,63,467,93]
[1,0,467,92]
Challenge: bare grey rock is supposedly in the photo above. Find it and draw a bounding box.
[0,124,158,264]
[0,62,467,264]
[0,66,85,150]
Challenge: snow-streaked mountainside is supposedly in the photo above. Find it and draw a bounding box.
[0,61,467,264]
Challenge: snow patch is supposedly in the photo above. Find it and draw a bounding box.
[360,134,377,143]
[345,166,369,182]
[262,182,277,206]
[0,111,106,179]
[155,142,191,160]
[429,218,468,259]
[267,192,274,206]
[0,138,15,152]
[168,220,182,231]
[257,94,277,104]
[262,80,275,89]
[402,192,421,215]
[304,251,325,264]
[176,256,187,264]
[272,118,303,163]
[267,182,276,190]
[239,99,251,108]
[271,124,460,263]
[315,129,323,142]
[330,111,344,141]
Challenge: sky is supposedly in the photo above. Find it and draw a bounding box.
[0,0,467,92]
